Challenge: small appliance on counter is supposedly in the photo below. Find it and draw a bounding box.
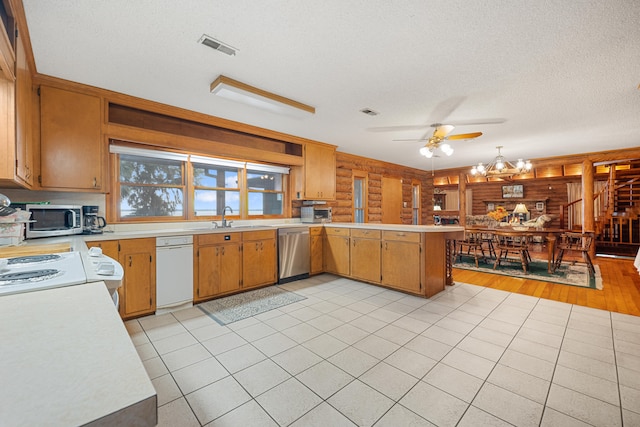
[18,204,84,239]
[82,205,107,234]
[301,206,332,223]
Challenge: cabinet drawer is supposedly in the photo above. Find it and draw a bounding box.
[325,227,350,236]
[309,226,323,236]
[243,230,276,241]
[351,229,381,239]
[382,230,421,243]
[198,232,241,245]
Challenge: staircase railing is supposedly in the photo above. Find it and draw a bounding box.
[559,184,608,230]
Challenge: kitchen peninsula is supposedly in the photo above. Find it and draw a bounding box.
[323,223,464,298]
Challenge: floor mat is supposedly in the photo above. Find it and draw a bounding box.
[197,286,307,325]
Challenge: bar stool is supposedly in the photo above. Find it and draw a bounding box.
[553,232,596,277]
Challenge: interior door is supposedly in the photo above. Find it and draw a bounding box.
[382,176,403,224]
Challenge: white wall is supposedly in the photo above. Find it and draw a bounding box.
[0,189,106,216]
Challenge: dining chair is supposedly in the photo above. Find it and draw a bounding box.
[552,231,596,277]
[493,231,531,273]
[457,231,487,267]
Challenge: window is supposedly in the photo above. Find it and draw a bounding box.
[353,170,368,223]
[110,143,288,221]
[411,180,421,225]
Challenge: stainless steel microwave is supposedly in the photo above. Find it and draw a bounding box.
[24,204,84,238]
[301,206,332,223]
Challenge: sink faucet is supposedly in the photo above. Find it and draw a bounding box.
[221,206,233,228]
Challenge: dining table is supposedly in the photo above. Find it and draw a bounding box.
[465,225,568,273]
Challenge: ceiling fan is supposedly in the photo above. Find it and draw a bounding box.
[394,123,483,158]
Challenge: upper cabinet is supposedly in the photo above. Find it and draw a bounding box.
[292,142,336,200]
[0,0,16,81]
[39,85,104,191]
[0,22,34,188]
[14,30,33,186]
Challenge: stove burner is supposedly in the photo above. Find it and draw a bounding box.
[8,254,62,265]
[0,269,61,285]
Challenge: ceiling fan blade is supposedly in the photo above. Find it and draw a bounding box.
[367,125,429,132]
[444,118,506,126]
[446,132,482,140]
[392,138,427,142]
[432,124,455,139]
[429,96,466,123]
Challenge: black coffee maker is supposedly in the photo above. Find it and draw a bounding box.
[82,205,107,234]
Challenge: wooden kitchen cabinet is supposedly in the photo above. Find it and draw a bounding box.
[350,228,381,284]
[242,230,277,289]
[0,29,34,188]
[87,239,157,320]
[195,232,242,301]
[381,230,422,294]
[39,85,103,191]
[14,31,34,187]
[324,227,350,276]
[292,142,336,200]
[88,238,156,319]
[309,226,324,275]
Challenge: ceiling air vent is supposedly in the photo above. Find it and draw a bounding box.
[198,34,237,56]
[360,108,379,116]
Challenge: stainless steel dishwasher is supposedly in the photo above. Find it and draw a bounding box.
[156,235,194,314]
[278,227,310,283]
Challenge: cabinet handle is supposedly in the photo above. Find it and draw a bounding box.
[128,256,132,267]
[255,242,259,250]
[353,240,356,247]
[221,247,225,255]
[385,242,388,250]
[93,177,97,188]
[216,247,219,255]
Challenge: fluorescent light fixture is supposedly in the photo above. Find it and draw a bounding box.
[210,75,315,116]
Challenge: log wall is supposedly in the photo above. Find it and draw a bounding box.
[293,152,434,224]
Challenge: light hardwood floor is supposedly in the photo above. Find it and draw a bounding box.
[453,255,640,316]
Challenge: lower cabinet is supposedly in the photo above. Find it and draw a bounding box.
[195,233,242,302]
[243,230,277,289]
[324,227,350,276]
[309,226,324,275]
[87,238,156,319]
[381,231,422,294]
[350,229,381,284]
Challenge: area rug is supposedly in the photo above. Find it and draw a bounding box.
[198,286,307,325]
[453,255,603,290]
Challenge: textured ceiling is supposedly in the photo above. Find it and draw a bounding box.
[21,0,640,171]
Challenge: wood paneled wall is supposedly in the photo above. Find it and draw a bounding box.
[293,153,433,224]
[438,177,581,227]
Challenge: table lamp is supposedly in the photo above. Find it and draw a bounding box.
[513,203,529,224]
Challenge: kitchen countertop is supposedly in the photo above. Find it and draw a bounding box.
[326,222,465,233]
[0,282,157,426]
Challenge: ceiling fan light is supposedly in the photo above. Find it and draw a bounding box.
[440,143,453,156]
[516,159,525,169]
[477,163,485,173]
[495,160,505,170]
[525,160,532,170]
[419,147,433,158]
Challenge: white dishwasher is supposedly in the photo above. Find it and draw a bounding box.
[156,235,194,314]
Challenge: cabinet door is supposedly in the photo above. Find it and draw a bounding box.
[243,238,277,288]
[15,33,33,187]
[196,245,219,301]
[324,235,350,276]
[310,234,324,275]
[40,86,102,190]
[218,243,242,294]
[304,143,336,200]
[118,238,156,318]
[382,240,421,293]
[351,238,381,283]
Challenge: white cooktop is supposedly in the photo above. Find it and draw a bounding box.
[0,252,87,296]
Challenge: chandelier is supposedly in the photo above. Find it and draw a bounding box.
[470,146,532,178]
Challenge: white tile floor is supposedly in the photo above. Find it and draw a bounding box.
[127,274,640,426]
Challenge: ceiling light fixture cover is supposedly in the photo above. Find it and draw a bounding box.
[470,146,532,178]
[210,75,315,116]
